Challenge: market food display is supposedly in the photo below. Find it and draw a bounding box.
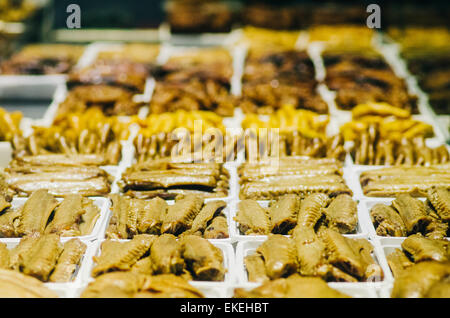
[0,2,448,299]
[91,234,226,281]
[370,189,450,238]
[107,194,228,239]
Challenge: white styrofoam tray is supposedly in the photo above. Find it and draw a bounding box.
[100,196,235,243]
[0,197,110,242]
[229,199,368,242]
[235,238,393,286]
[79,239,236,286]
[1,238,97,291]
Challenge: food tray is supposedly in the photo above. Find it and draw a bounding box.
[79,239,236,286]
[0,197,110,243]
[227,282,380,298]
[100,196,235,243]
[235,238,392,286]
[359,198,450,242]
[229,200,368,242]
[0,237,97,290]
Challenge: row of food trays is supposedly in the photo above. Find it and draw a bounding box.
[0,26,448,298]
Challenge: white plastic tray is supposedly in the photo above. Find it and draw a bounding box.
[235,238,392,287]
[0,197,110,242]
[229,199,368,242]
[0,237,97,291]
[101,196,234,243]
[79,239,236,286]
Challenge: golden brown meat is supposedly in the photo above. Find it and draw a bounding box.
[180,235,225,281]
[256,235,297,280]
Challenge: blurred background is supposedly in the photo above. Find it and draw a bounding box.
[1,0,449,48]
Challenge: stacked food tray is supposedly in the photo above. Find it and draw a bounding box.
[0,25,449,298]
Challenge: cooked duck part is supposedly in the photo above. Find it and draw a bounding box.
[187,200,226,235]
[370,203,407,237]
[81,272,148,298]
[268,194,300,234]
[235,200,270,235]
[392,194,432,234]
[161,195,204,235]
[49,239,87,282]
[319,229,365,279]
[137,197,167,234]
[245,254,269,283]
[387,248,414,277]
[324,194,357,234]
[0,208,20,237]
[401,233,448,262]
[45,194,85,236]
[17,190,58,236]
[234,275,350,298]
[325,265,359,282]
[0,195,11,213]
[427,187,450,222]
[204,215,229,239]
[424,279,450,298]
[0,269,58,298]
[150,234,184,275]
[20,234,62,281]
[131,257,154,276]
[296,193,329,228]
[180,235,225,281]
[425,218,449,240]
[391,261,450,298]
[292,226,328,277]
[110,194,129,239]
[92,235,155,277]
[256,235,297,280]
[347,238,383,282]
[0,243,9,269]
[79,200,101,236]
[8,234,40,270]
